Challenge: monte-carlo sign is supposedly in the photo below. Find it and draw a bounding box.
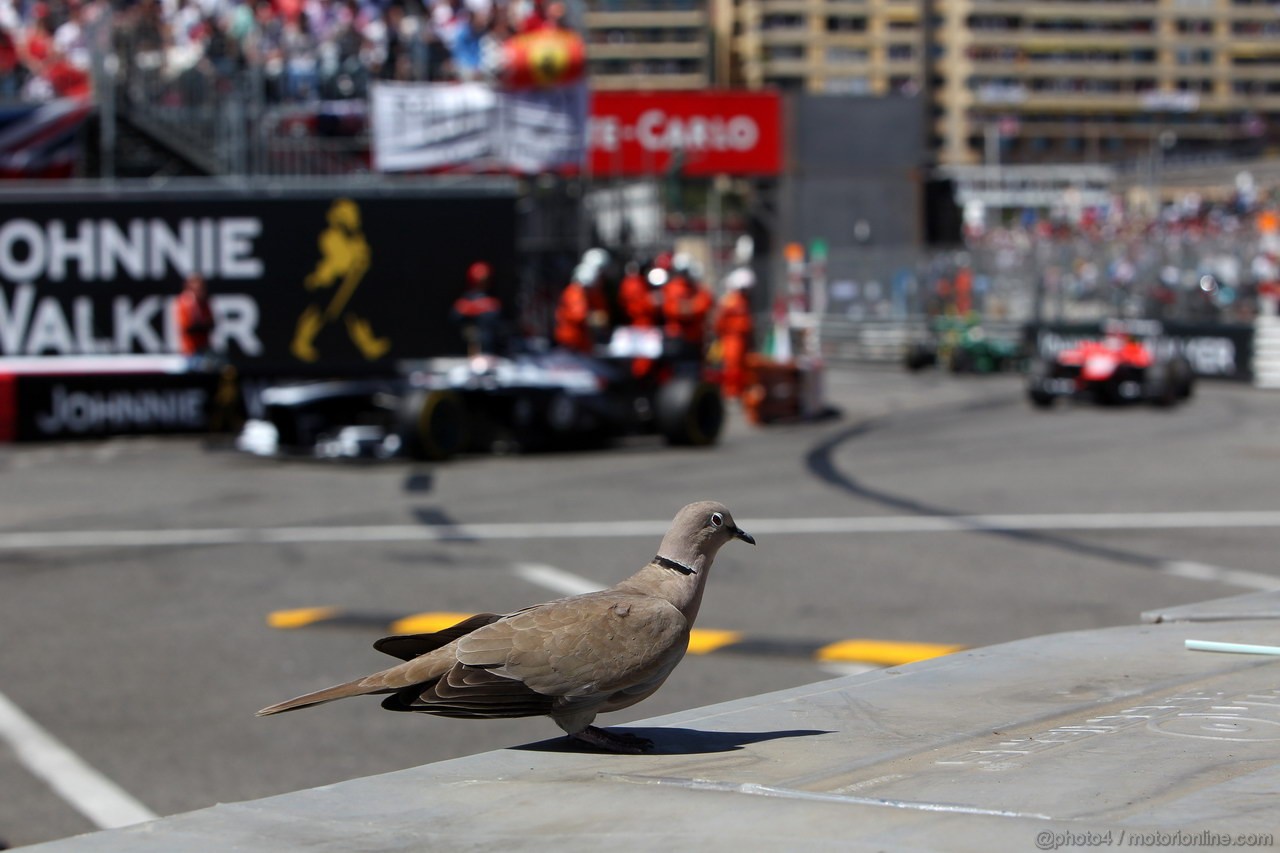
[588,91,782,177]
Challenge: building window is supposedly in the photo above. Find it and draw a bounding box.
[762,14,805,30]
[1176,78,1214,93]
[826,16,868,32]
[765,76,807,92]
[826,47,869,63]
[825,76,871,94]
[765,45,806,61]
[1025,18,1155,33]
[1233,20,1280,35]
[1176,48,1214,64]
[1175,18,1214,34]
[967,15,1020,31]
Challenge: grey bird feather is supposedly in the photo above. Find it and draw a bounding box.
[256,501,755,753]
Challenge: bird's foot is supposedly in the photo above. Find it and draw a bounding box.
[570,726,654,754]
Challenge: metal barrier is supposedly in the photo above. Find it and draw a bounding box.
[814,317,1026,366]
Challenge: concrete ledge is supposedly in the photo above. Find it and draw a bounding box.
[1144,590,1280,624]
[26,597,1280,851]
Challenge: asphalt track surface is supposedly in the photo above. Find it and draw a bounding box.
[3,366,1280,847]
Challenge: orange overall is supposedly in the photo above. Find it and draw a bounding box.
[554,281,607,353]
[618,271,657,327]
[663,275,712,354]
[714,289,754,398]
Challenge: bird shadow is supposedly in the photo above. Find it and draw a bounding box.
[510,727,833,756]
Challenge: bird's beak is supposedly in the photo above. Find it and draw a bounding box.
[733,526,756,546]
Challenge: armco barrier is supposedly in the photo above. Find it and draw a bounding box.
[0,358,222,442]
[817,317,1257,381]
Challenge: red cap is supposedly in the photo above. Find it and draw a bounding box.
[467,261,491,284]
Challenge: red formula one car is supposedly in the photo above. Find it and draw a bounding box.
[1027,329,1194,408]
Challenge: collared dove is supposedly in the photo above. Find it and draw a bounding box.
[257,501,755,753]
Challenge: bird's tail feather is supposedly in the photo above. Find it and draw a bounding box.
[256,676,390,717]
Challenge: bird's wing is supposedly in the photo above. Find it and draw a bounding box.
[370,594,688,719]
[373,613,503,661]
[382,661,557,717]
[455,592,689,698]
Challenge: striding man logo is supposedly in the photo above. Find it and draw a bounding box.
[291,199,391,363]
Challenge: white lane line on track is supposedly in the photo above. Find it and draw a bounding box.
[0,690,158,830]
[819,663,882,678]
[512,563,604,597]
[7,510,1280,551]
[1160,560,1280,591]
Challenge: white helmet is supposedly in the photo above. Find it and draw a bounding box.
[725,267,756,291]
[581,248,609,269]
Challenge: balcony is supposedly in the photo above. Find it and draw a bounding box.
[584,9,706,28]
[968,31,1161,50]
[588,71,710,89]
[585,0,702,10]
[966,61,1167,79]
[751,0,817,11]
[758,28,817,44]
[587,42,710,60]
[759,56,816,76]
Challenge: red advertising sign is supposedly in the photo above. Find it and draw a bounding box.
[588,91,782,177]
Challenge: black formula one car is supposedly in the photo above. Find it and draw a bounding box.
[236,333,724,460]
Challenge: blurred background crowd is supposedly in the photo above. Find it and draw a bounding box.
[0,0,568,104]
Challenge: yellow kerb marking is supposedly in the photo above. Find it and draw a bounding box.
[268,607,340,629]
[391,612,477,635]
[687,629,743,655]
[816,639,963,667]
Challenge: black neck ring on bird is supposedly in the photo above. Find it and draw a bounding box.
[654,554,696,575]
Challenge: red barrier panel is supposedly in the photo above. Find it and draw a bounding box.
[0,373,14,442]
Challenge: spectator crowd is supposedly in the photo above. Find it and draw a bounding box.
[959,185,1280,324]
[0,0,569,104]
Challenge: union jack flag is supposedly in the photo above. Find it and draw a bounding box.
[0,97,91,179]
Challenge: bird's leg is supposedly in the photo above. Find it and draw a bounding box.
[569,726,654,754]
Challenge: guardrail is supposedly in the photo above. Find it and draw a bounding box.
[814,317,1027,365]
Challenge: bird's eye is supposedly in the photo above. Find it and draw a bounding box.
[710,512,724,528]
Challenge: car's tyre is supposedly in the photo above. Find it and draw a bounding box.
[1144,362,1178,408]
[1168,355,1194,400]
[904,344,935,372]
[1028,387,1055,409]
[399,390,466,460]
[1026,361,1056,409]
[656,378,724,447]
[948,347,974,374]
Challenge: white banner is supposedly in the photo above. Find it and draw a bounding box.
[370,81,587,174]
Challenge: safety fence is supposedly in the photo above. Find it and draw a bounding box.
[808,232,1268,332]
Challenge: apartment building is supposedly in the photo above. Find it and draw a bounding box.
[586,0,1280,167]
[728,0,926,96]
[932,0,1280,165]
[580,1,716,90]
